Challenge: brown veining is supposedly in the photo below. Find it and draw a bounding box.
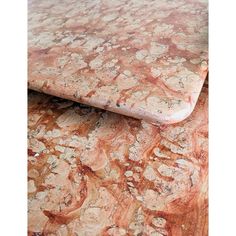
[28,0,208,124]
[28,86,208,235]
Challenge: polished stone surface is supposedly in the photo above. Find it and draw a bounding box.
[28,0,208,124]
[28,85,208,235]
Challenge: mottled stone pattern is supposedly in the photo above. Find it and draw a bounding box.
[28,0,208,124]
[28,85,208,236]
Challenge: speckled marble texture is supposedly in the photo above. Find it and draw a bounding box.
[28,0,208,124]
[28,84,208,235]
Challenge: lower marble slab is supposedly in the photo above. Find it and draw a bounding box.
[28,86,208,236]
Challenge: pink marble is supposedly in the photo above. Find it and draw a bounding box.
[28,84,208,235]
[28,0,208,124]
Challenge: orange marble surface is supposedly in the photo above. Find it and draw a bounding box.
[28,84,208,235]
[28,0,208,124]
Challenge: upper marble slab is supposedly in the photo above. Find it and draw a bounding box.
[28,0,208,124]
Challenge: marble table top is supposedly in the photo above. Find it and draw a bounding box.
[28,84,208,235]
[28,0,208,124]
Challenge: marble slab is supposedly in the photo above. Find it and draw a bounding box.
[28,85,208,235]
[28,0,208,124]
